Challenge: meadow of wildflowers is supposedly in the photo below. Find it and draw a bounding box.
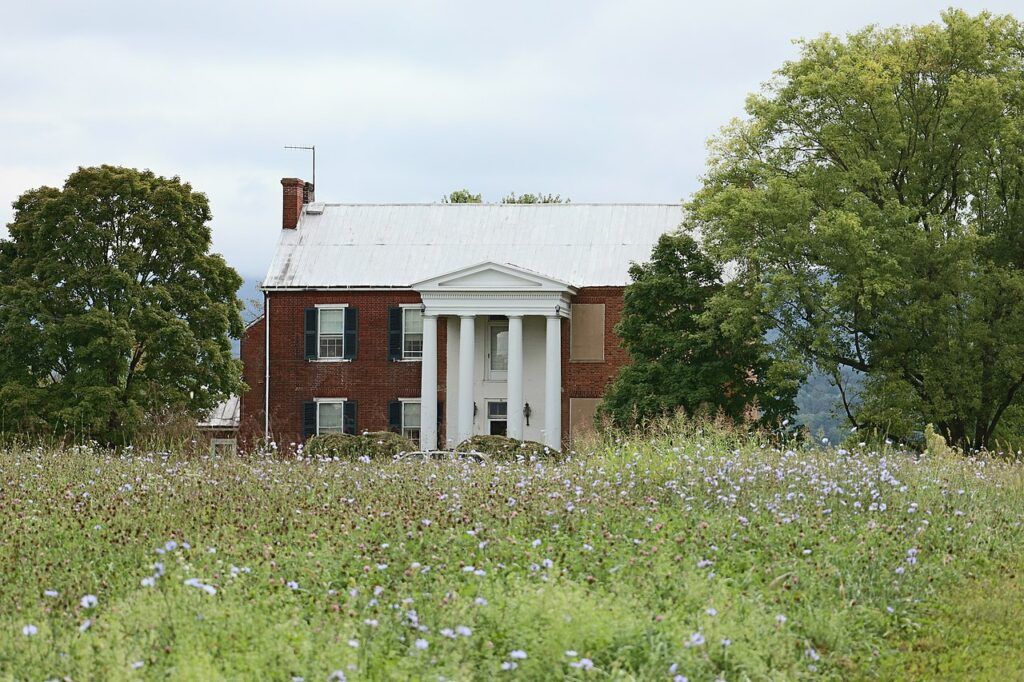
[1,428,1022,679]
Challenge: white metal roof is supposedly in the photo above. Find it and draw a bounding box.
[198,396,240,429]
[262,203,685,289]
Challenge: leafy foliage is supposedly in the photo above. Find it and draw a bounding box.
[443,190,568,204]
[501,192,567,204]
[600,232,799,430]
[442,189,482,204]
[692,10,1024,449]
[455,435,555,459]
[0,166,243,444]
[304,432,416,460]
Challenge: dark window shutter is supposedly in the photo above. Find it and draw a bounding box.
[343,308,358,360]
[388,307,403,360]
[302,401,317,439]
[437,401,443,430]
[343,401,357,435]
[304,308,318,360]
[388,401,402,433]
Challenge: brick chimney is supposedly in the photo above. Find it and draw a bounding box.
[281,178,315,229]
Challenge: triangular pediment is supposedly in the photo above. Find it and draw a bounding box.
[412,261,575,292]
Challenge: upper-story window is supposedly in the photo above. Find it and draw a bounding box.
[304,305,358,361]
[569,303,606,362]
[389,306,424,361]
[319,308,345,359]
[403,308,423,359]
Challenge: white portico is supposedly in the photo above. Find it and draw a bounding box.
[412,262,576,451]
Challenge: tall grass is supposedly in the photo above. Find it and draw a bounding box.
[1,427,1022,679]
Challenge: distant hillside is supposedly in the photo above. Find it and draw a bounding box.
[231,275,264,357]
[795,368,862,446]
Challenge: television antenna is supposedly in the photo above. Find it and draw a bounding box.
[284,145,316,188]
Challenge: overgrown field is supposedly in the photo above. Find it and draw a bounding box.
[1,432,1023,680]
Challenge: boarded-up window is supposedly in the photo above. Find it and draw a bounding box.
[570,398,602,444]
[570,304,605,361]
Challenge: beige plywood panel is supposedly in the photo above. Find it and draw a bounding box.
[570,303,605,362]
[570,398,602,443]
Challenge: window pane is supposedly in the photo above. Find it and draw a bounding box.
[320,309,345,334]
[318,402,345,433]
[403,427,421,445]
[490,325,508,371]
[404,334,423,357]
[487,401,507,419]
[320,335,344,358]
[404,309,423,334]
[403,402,421,428]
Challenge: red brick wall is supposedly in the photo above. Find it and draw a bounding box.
[241,290,448,449]
[239,313,265,447]
[564,287,628,434]
[239,286,627,450]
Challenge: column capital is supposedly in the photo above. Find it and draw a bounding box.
[459,313,476,320]
[506,313,524,319]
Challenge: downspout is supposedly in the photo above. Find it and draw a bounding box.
[264,292,270,441]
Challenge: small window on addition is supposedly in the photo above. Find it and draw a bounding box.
[487,401,508,436]
[210,438,237,457]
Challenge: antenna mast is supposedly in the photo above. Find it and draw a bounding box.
[284,145,316,189]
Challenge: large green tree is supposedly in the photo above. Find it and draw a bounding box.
[0,166,244,444]
[599,232,799,430]
[693,10,1024,449]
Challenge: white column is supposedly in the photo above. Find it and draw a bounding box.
[507,315,524,440]
[457,315,476,443]
[419,314,438,451]
[545,315,562,450]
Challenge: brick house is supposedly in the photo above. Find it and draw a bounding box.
[238,178,682,451]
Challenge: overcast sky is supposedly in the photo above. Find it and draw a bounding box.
[1,1,1019,279]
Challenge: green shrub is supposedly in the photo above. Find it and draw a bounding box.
[303,433,351,457]
[455,435,557,459]
[924,423,953,457]
[304,431,415,459]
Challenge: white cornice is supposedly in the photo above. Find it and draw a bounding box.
[419,290,573,318]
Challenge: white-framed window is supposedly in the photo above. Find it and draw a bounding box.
[402,307,423,359]
[400,399,421,444]
[209,438,237,456]
[315,398,346,434]
[486,320,509,380]
[487,400,508,436]
[318,307,345,359]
